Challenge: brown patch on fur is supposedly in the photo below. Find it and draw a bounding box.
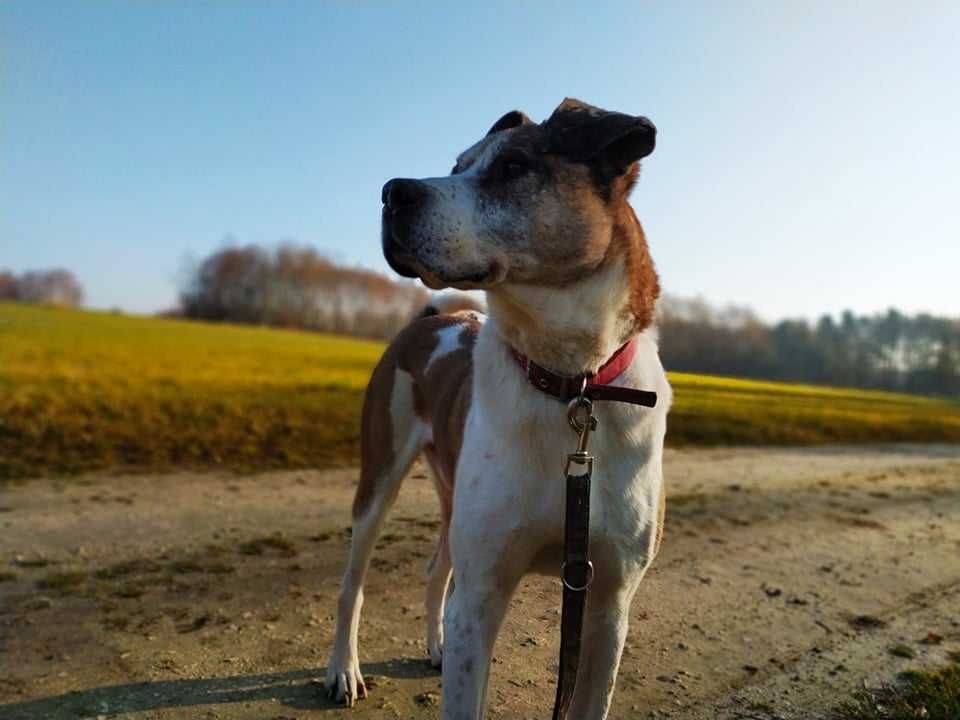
[484,175,658,375]
[352,313,481,520]
[422,346,474,485]
[396,314,481,481]
[529,157,614,283]
[352,346,398,519]
[483,141,657,371]
[609,202,660,335]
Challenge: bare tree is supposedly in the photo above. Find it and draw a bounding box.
[180,243,429,340]
[0,271,18,300]
[0,268,84,306]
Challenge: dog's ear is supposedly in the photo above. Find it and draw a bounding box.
[545,98,656,179]
[486,110,532,137]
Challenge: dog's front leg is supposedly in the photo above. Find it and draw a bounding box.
[439,538,525,719]
[567,576,641,720]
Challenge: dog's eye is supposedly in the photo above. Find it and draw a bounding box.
[497,153,531,181]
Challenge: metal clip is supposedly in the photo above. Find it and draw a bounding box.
[567,394,598,455]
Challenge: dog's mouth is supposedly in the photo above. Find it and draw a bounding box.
[395,255,503,292]
[381,208,505,290]
[382,244,420,280]
[381,208,421,279]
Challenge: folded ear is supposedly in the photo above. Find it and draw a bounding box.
[486,110,532,136]
[545,98,656,178]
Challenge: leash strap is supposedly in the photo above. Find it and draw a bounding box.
[585,384,657,407]
[552,453,593,720]
[511,340,658,718]
[550,386,656,720]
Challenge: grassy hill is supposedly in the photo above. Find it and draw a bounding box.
[2,302,959,480]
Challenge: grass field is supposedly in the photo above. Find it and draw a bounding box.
[2,302,959,480]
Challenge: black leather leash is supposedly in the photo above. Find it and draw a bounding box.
[552,394,596,719]
[549,380,657,720]
[510,340,657,718]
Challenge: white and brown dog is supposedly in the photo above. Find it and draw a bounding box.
[325,98,671,719]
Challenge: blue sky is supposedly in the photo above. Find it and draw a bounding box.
[2,1,957,320]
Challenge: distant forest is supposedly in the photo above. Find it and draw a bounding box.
[178,243,428,340]
[0,268,84,307]
[177,243,959,398]
[658,297,960,398]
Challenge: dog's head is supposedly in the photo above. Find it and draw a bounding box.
[381,98,656,292]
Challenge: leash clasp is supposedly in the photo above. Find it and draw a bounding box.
[567,385,598,455]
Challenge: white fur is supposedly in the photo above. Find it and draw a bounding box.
[439,316,670,718]
[488,263,639,375]
[406,133,523,284]
[326,294,672,716]
[328,117,670,715]
[425,324,466,373]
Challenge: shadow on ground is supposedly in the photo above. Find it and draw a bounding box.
[0,658,436,719]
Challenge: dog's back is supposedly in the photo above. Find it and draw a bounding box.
[416,292,486,319]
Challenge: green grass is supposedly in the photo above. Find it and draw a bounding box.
[835,657,960,720]
[2,302,959,480]
[889,644,918,659]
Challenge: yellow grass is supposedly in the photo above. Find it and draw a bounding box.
[667,371,960,445]
[2,303,958,480]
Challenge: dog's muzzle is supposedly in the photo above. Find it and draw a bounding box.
[381,178,430,279]
[380,177,506,289]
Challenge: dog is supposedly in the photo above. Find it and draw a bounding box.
[325,98,671,719]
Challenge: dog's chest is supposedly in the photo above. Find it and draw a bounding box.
[455,331,668,561]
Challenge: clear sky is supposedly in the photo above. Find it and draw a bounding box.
[2,1,957,320]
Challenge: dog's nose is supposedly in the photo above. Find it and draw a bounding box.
[382,178,428,210]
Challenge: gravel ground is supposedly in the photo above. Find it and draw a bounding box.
[1,445,959,719]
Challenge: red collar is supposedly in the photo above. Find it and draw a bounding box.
[511,337,657,407]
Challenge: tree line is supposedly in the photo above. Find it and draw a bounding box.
[178,243,429,340]
[6,254,955,397]
[0,268,84,307]
[181,244,958,397]
[658,296,960,397]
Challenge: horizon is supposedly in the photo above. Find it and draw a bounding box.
[3,1,958,323]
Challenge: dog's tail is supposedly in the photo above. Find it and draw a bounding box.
[416,291,486,320]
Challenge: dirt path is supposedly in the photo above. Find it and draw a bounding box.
[2,446,959,720]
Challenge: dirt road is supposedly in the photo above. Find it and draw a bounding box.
[2,446,959,719]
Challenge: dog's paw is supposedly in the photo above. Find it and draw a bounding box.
[324,659,367,707]
[426,621,443,669]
